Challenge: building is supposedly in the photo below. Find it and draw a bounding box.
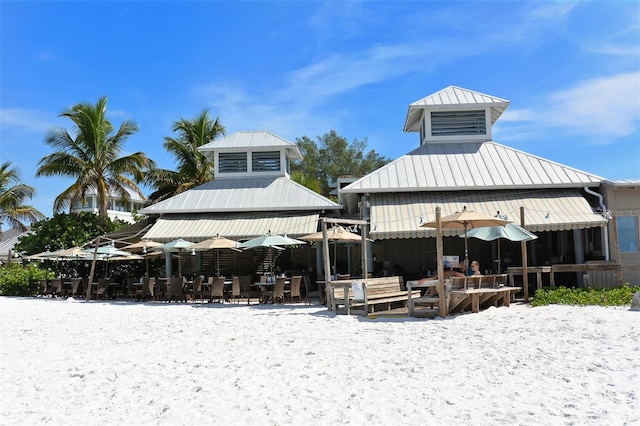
[71,186,146,224]
[339,86,635,285]
[139,131,341,277]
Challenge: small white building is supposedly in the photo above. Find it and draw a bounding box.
[70,186,146,224]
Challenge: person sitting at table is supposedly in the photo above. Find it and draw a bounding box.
[470,260,481,275]
[418,265,464,295]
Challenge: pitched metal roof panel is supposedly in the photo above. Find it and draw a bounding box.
[369,189,607,240]
[140,176,340,214]
[341,141,603,193]
[199,131,302,160]
[404,86,511,132]
[143,212,320,242]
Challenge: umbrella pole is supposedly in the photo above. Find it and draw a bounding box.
[216,249,220,277]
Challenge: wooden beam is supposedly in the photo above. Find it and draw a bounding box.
[521,206,529,302]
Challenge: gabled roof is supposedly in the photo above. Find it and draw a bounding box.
[139,176,340,214]
[404,86,510,132]
[199,130,302,160]
[340,141,604,194]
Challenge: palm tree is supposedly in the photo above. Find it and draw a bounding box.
[144,109,225,203]
[0,162,45,238]
[36,96,154,219]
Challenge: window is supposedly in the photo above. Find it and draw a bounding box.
[219,152,247,173]
[431,110,486,136]
[252,151,280,172]
[617,216,639,252]
[72,197,93,210]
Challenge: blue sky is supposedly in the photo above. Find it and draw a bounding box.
[1,1,639,223]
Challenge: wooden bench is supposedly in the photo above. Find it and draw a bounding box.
[449,286,521,314]
[406,279,452,317]
[328,276,420,315]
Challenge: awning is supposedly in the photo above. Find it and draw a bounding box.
[370,189,607,240]
[142,212,320,242]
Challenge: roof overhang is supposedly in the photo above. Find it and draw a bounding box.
[368,189,607,240]
[142,212,320,242]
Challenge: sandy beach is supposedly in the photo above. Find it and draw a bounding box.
[0,297,638,425]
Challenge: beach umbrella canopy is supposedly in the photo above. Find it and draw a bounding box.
[300,226,369,275]
[54,246,93,259]
[421,206,511,264]
[122,240,162,276]
[150,238,195,276]
[464,223,538,272]
[83,244,131,258]
[122,240,162,253]
[239,233,306,275]
[190,235,241,276]
[465,223,538,243]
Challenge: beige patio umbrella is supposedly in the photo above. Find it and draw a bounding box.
[122,240,162,276]
[421,206,511,266]
[300,226,370,276]
[190,235,242,277]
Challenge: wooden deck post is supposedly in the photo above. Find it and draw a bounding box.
[521,207,529,302]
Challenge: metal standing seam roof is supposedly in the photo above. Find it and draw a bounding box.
[139,176,340,214]
[340,141,604,193]
[143,212,320,242]
[368,189,607,240]
[198,130,303,161]
[404,86,511,133]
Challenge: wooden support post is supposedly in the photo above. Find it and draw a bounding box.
[520,207,529,302]
[435,207,447,317]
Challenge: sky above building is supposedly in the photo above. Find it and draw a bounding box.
[1,1,639,222]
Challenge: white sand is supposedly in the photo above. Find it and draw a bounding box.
[1,297,638,425]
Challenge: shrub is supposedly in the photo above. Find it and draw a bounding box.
[0,263,54,296]
[530,284,640,307]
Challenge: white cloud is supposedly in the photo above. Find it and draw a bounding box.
[500,72,640,144]
[0,108,56,133]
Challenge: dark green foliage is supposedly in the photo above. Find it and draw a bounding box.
[292,131,391,196]
[13,211,128,255]
[0,263,54,296]
[530,284,640,307]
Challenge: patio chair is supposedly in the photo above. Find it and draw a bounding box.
[68,278,83,298]
[287,275,303,303]
[208,277,226,303]
[191,276,204,302]
[227,276,241,304]
[239,275,260,304]
[136,277,154,302]
[48,278,64,297]
[264,277,286,304]
[166,276,187,303]
[96,279,110,299]
[303,274,322,305]
[38,279,49,297]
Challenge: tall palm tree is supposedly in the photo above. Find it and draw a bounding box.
[144,109,225,203]
[36,96,154,219]
[0,162,45,238]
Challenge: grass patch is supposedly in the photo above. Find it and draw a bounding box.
[530,284,640,307]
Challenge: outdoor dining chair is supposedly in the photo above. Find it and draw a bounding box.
[287,276,303,303]
[48,278,64,297]
[228,276,241,304]
[303,274,322,305]
[262,277,286,304]
[68,278,83,298]
[96,279,110,299]
[209,277,226,303]
[166,276,187,303]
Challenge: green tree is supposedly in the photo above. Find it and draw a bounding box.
[36,96,154,219]
[292,130,391,196]
[0,162,44,238]
[144,109,225,203]
[13,211,127,255]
